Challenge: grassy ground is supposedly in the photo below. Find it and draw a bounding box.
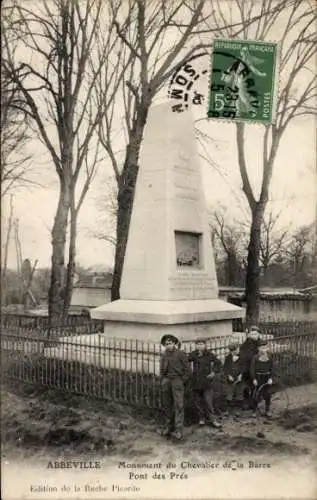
[2,380,317,468]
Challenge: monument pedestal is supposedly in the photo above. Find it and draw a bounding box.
[91,103,244,341]
[92,299,242,341]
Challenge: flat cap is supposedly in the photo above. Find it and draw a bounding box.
[161,334,180,346]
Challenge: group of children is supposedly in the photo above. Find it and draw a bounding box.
[158,326,274,440]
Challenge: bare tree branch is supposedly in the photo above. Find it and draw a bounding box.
[200,0,316,323]
[2,0,110,321]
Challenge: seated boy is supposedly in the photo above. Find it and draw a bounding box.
[223,343,246,416]
[188,339,222,428]
[159,334,191,440]
[250,340,274,418]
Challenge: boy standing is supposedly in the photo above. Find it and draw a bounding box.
[250,340,274,418]
[159,334,191,440]
[188,339,222,428]
[239,326,260,407]
[223,343,245,416]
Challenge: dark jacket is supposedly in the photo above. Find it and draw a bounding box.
[250,355,273,382]
[223,353,243,381]
[188,350,222,390]
[239,338,259,375]
[160,349,191,382]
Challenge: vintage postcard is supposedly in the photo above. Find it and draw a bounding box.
[1,1,317,500]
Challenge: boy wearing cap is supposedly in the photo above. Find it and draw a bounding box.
[159,334,191,440]
[223,343,245,416]
[187,339,222,428]
[250,340,274,418]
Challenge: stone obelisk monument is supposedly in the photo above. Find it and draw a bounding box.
[91,103,243,340]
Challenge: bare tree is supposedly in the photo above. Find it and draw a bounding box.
[88,177,118,248]
[2,0,109,323]
[96,0,273,300]
[260,209,288,275]
[208,0,317,324]
[62,145,102,319]
[210,205,291,286]
[1,52,32,197]
[210,209,246,285]
[285,224,315,287]
[95,0,208,299]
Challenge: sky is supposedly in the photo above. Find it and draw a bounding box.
[2,0,316,271]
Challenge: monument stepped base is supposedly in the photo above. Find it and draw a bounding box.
[91,299,243,341]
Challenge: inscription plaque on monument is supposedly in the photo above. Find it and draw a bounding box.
[175,231,201,268]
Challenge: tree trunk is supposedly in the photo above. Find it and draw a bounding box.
[227,252,239,286]
[2,195,14,306]
[62,205,77,322]
[245,204,265,326]
[111,109,150,301]
[111,158,140,301]
[262,261,268,277]
[48,180,71,325]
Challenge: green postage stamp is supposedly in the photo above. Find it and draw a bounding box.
[208,39,279,124]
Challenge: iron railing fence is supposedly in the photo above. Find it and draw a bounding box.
[2,328,317,409]
[1,313,104,336]
[232,318,317,336]
[2,313,316,338]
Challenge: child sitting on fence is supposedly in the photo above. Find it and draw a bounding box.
[223,343,246,417]
[250,339,274,418]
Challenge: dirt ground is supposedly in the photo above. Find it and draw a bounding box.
[2,381,317,469]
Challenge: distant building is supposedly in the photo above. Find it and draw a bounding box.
[219,286,317,322]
